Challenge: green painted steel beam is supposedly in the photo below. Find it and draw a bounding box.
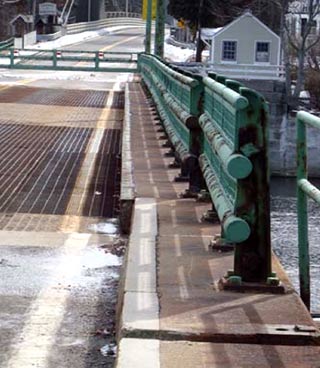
[154,0,165,58]
[21,48,138,55]
[199,114,253,179]
[297,110,320,129]
[203,77,248,110]
[298,178,320,204]
[296,114,311,310]
[145,0,152,53]
[3,63,137,73]
[200,155,251,243]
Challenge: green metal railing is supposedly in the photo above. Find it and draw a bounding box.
[139,54,274,286]
[296,111,320,310]
[139,54,203,190]
[199,75,272,285]
[0,38,13,51]
[0,49,139,73]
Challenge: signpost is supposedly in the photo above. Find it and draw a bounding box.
[155,0,165,58]
[145,0,153,53]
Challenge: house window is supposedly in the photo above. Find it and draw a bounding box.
[222,41,237,61]
[255,42,270,63]
[300,18,316,36]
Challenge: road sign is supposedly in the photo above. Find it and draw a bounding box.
[39,3,57,16]
[177,19,185,29]
[142,0,157,20]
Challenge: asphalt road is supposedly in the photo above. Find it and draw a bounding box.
[0,26,144,368]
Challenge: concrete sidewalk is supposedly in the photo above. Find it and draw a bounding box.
[115,81,320,367]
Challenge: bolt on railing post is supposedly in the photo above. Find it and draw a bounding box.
[296,115,310,310]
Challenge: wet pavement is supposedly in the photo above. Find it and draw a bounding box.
[0,73,131,368]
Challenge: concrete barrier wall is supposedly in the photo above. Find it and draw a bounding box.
[240,79,320,177]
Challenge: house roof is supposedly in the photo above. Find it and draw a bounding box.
[201,27,222,39]
[202,10,280,41]
[10,14,34,25]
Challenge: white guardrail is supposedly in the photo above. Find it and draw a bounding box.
[66,16,145,35]
[204,63,285,81]
[36,16,145,42]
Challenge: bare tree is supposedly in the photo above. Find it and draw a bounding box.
[284,0,320,106]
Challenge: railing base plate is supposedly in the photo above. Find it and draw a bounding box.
[218,277,286,294]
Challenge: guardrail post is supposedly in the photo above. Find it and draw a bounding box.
[155,0,165,58]
[296,114,310,310]
[53,50,57,68]
[233,88,272,283]
[95,51,99,70]
[10,49,14,67]
[145,0,152,53]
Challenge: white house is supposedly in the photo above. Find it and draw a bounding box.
[201,11,282,80]
[286,0,320,37]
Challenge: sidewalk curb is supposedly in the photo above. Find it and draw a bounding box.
[116,198,160,367]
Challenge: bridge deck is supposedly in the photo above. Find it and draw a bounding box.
[116,81,320,367]
[0,81,123,367]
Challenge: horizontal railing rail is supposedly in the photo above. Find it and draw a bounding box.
[296,111,320,310]
[0,37,14,50]
[139,54,274,288]
[0,49,139,73]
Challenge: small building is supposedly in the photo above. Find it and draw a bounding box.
[10,14,34,37]
[10,14,36,49]
[201,11,282,80]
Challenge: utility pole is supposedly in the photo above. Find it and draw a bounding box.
[88,0,91,21]
[155,0,165,58]
[195,0,204,62]
[125,0,128,16]
[145,0,152,53]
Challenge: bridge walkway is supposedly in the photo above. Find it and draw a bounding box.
[116,81,320,367]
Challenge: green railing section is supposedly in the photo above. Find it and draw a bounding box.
[0,38,13,51]
[296,111,320,310]
[200,75,273,285]
[139,54,203,188]
[139,54,275,286]
[0,49,139,73]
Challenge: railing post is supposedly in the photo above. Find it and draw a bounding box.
[233,88,272,283]
[95,51,99,70]
[145,0,152,54]
[53,50,57,68]
[10,49,14,67]
[155,0,165,58]
[296,114,310,310]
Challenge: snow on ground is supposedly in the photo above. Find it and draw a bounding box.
[164,42,194,62]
